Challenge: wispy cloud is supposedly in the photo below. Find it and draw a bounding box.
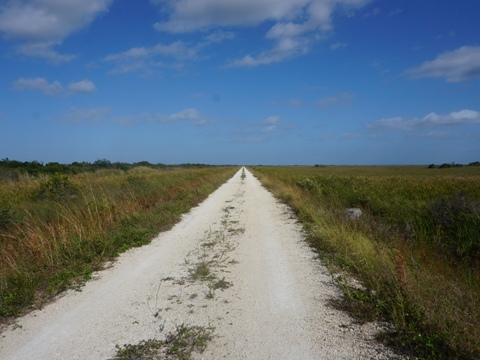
[368,110,480,131]
[286,92,354,107]
[288,98,306,107]
[13,77,97,96]
[152,0,372,67]
[104,28,237,75]
[363,7,380,17]
[260,116,281,133]
[389,7,406,16]
[341,132,361,140]
[103,41,202,75]
[204,30,235,43]
[228,37,311,67]
[0,0,113,63]
[113,108,209,126]
[405,46,480,82]
[315,92,354,107]
[330,42,348,50]
[61,107,111,123]
[228,115,286,142]
[16,41,76,64]
[314,133,333,142]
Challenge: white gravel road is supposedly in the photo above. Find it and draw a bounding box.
[0,168,403,359]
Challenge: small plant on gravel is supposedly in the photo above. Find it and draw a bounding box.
[166,199,240,306]
[189,262,213,281]
[200,241,217,248]
[114,324,214,360]
[114,338,164,359]
[205,287,215,299]
[165,324,214,359]
[212,277,232,291]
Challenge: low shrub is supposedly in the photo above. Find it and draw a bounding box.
[33,173,79,201]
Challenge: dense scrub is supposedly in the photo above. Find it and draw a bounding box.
[251,166,480,359]
[0,166,237,318]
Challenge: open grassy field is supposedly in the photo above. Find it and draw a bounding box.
[251,165,480,359]
[0,166,237,319]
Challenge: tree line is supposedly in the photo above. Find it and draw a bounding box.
[0,158,216,176]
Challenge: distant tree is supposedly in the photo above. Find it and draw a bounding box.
[112,162,131,171]
[93,159,112,168]
[44,162,68,174]
[134,161,152,167]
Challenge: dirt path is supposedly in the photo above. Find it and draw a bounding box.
[0,168,402,359]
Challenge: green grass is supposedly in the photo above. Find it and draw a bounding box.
[0,166,237,318]
[250,165,480,359]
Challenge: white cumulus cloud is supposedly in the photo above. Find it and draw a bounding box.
[68,79,97,93]
[13,77,63,96]
[152,0,372,67]
[405,46,480,82]
[0,0,113,62]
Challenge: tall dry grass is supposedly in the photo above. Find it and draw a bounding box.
[251,166,480,359]
[0,167,237,318]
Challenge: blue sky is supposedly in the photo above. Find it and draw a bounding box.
[1,0,479,165]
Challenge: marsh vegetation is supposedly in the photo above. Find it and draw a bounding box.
[0,165,237,318]
[251,165,480,359]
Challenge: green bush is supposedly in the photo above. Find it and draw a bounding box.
[34,173,79,201]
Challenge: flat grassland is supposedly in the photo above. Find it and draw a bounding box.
[0,166,237,319]
[251,165,480,359]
